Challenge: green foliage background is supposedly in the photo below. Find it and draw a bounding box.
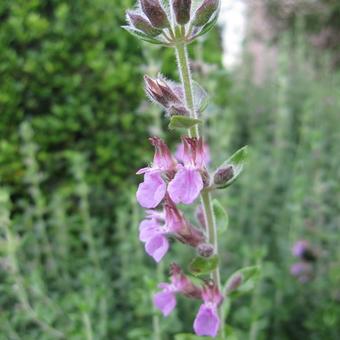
[0,1,339,340]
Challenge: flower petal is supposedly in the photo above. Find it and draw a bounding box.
[136,172,166,208]
[139,219,160,242]
[193,304,220,337]
[168,168,203,204]
[136,166,151,175]
[145,234,169,262]
[153,290,176,317]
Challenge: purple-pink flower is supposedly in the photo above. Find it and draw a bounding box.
[290,262,313,283]
[292,240,310,258]
[175,140,211,166]
[168,137,207,204]
[139,214,169,263]
[154,264,202,316]
[139,197,204,262]
[136,137,177,208]
[193,282,222,337]
[136,137,208,208]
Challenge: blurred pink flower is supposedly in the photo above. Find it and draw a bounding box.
[154,264,201,316]
[193,282,222,337]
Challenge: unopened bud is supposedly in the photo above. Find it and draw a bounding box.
[197,243,214,257]
[191,0,219,27]
[140,0,169,29]
[157,79,180,103]
[213,165,234,186]
[225,273,243,294]
[172,0,192,25]
[127,11,162,37]
[144,75,183,109]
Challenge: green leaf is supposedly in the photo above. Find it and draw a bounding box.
[223,265,260,299]
[122,26,165,45]
[168,115,202,130]
[214,146,249,189]
[212,199,229,235]
[192,80,209,113]
[189,255,218,276]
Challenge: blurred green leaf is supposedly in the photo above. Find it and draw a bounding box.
[192,80,209,113]
[189,255,218,276]
[212,199,229,235]
[168,115,202,130]
[224,265,261,299]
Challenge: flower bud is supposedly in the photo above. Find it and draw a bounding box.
[127,11,162,37]
[213,165,234,186]
[225,274,243,294]
[144,75,183,109]
[140,0,169,29]
[197,243,214,258]
[172,0,192,25]
[191,0,219,27]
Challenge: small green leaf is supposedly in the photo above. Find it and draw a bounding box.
[122,26,165,45]
[212,199,229,235]
[168,115,202,130]
[192,80,209,113]
[189,255,218,276]
[223,265,260,299]
[214,146,249,189]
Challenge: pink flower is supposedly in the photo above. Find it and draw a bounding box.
[193,282,222,337]
[139,197,204,262]
[175,140,211,165]
[164,198,204,247]
[139,210,170,262]
[136,137,176,208]
[168,137,207,204]
[154,264,202,316]
[290,262,313,283]
[292,240,310,258]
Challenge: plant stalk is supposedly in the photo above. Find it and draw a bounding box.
[175,42,222,290]
[175,41,223,337]
[175,43,199,138]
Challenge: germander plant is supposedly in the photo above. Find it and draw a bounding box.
[124,0,258,337]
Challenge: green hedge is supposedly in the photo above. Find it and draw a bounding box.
[0,0,151,194]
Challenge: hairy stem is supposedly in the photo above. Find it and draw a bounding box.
[175,41,222,303]
[175,43,199,137]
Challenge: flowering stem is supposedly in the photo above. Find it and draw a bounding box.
[175,43,199,138]
[175,42,223,333]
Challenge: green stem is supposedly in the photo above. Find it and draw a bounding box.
[201,190,221,289]
[175,43,199,137]
[175,42,223,335]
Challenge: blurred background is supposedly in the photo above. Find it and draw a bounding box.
[0,0,339,339]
